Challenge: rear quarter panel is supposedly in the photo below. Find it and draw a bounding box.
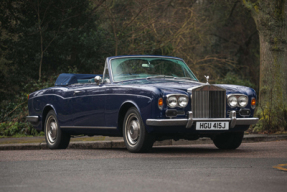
[28,87,74,131]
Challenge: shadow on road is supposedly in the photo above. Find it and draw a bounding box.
[97,145,254,156]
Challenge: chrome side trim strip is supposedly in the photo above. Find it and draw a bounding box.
[26,116,39,123]
[60,126,117,129]
[31,93,152,100]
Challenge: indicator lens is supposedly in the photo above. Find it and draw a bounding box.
[158,98,163,109]
[251,98,256,108]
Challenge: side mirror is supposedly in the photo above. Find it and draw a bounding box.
[94,76,102,85]
[104,78,110,84]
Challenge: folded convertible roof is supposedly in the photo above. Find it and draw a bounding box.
[55,73,102,86]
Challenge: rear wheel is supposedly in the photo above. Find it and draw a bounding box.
[123,107,154,153]
[45,110,70,149]
[213,132,244,150]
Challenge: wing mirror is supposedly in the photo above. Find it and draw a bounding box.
[94,76,102,85]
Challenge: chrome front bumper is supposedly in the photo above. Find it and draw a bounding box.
[26,116,39,123]
[146,111,259,128]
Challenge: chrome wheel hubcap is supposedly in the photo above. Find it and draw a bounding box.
[46,116,58,144]
[125,113,140,145]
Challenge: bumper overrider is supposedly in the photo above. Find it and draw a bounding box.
[146,111,259,128]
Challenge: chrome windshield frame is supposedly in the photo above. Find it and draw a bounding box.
[108,56,198,83]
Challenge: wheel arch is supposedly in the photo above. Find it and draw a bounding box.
[117,101,141,136]
[41,104,57,131]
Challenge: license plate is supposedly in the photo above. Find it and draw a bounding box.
[196,122,229,130]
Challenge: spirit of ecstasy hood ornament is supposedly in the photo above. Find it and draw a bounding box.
[204,75,209,84]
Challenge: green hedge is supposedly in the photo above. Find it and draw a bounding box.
[0,122,44,137]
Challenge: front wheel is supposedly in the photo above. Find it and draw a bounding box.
[213,132,244,150]
[123,107,154,153]
[45,110,70,149]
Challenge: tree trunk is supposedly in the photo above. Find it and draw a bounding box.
[39,24,43,81]
[243,0,287,130]
[258,30,286,105]
[243,0,287,106]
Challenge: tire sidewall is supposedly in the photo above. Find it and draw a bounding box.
[44,110,62,149]
[123,107,147,152]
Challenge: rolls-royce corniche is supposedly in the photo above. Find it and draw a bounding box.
[26,55,259,152]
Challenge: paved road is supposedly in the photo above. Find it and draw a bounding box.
[0,141,287,192]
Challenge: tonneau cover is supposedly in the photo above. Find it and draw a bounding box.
[55,73,102,86]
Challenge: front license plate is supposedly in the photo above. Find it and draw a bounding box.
[196,122,229,130]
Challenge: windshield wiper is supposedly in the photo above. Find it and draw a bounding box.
[146,75,196,81]
[146,75,175,79]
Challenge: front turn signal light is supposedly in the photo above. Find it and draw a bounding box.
[251,98,256,109]
[158,98,163,110]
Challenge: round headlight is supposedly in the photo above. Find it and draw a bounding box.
[167,96,177,108]
[238,96,248,107]
[178,96,188,107]
[228,96,237,107]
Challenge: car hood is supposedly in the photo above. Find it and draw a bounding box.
[118,79,255,95]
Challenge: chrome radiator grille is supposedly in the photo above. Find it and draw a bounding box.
[191,85,226,118]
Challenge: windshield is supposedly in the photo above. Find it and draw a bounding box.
[110,57,198,82]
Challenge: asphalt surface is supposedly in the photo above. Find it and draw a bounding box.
[1,134,287,150]
[0,141,287,192]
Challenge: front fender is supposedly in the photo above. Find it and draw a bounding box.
[120,100,141,116]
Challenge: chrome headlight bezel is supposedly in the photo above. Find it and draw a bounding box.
[228,96,238,108]
[167,96,177,108]
[238,96,248,108]
[166,94,189,108]
[227,94,248,108]
[178,96,188,108]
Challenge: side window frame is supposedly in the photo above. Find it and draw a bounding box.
[103,61,111,84]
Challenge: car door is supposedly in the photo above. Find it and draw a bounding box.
[70,83,106,127]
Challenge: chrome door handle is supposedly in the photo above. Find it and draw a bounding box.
[73,91,82,95]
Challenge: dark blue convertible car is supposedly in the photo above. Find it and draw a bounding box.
[27,55,258,152]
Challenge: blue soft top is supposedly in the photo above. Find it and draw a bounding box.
[55,73,102,86]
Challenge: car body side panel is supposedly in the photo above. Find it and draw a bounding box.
[69,85,106,127]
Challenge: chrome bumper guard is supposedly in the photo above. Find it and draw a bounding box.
[26,116,39,123]
[146,111,259,129]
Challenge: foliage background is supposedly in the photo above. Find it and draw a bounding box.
[0,0,285,136]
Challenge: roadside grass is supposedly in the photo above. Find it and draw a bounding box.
[0,135,107,145]
[0,134,43,139]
